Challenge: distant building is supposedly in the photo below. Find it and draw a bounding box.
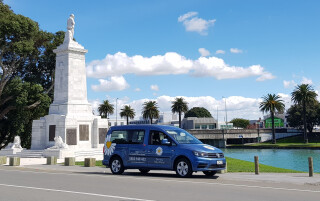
[263,113,287,128]
[108,119,127,127]
[182,117,218,130]
[247,118,264,129]
[218,122,234,129]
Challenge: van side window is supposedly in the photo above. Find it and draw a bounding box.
[111,130,128,144]
[149,130,169,145]
[111,130,145,144]
[129,130,145,144]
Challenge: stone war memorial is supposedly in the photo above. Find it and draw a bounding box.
[29,14,108,159]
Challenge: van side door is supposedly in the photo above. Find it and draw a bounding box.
[127,130,148,168]
[146,130,175,170]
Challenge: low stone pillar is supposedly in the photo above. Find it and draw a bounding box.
[9,157,20,166]
[65,157,75,166]
[46,156,57,165]
[0,156,7,165]
[84,158,96,167]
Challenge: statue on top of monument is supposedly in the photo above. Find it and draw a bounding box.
[63,14,75,44]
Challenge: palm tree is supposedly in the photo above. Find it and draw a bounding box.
[291,84,317,143]
[259,94,285,144]
[120,105,135,125]
[171,97,188,128]
[142,101,159,124]
[98,100,114,118]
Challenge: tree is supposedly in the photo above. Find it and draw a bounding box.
[184,107,212,118]
[259,94,285,144]
[230,118,250,129]
[142,101,159,124]
[98,100,114,118]
[120,105,135,125]
[0,78,51,149]
[0,2,62,149]
[287,101,320,134]
[291,84,317,143]
[171,97,188,128]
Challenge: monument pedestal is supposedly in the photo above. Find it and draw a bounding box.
[30,15,108,158]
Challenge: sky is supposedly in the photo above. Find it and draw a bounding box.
[4,0,320,122]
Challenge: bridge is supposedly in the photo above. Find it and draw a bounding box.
[188,128,303,148]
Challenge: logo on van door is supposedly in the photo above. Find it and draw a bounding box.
[156,147,163,156]
[104,135,116,156]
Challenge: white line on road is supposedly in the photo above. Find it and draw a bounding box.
[1,168,320,194]
[0,183,155,201]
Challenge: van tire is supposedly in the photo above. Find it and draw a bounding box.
[203,171,217,177]
[139,168,150,174]
[175,158,193,177]
[110,156,124,175]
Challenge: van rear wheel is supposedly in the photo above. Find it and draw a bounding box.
[110,156,124,175]
[139,168,150,174]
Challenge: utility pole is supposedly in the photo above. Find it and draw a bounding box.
[116,98,119,126]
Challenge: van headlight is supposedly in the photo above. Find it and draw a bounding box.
[193,151,208,157]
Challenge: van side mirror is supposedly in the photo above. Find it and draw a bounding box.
[161,139,171,146]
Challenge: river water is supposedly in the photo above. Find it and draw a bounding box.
[221,148,320,173]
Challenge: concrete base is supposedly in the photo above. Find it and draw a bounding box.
[0,148,23,156]
[84,158,96,167]
[9,157,20,166]
[46,156,57,165]
[43,149,75,159]
[65,157,75,166]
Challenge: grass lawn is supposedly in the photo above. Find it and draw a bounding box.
[225,157,302,173]
[75,157,302,173]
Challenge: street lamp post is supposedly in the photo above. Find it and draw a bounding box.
[223,97,228,129]
[116,98,119,126]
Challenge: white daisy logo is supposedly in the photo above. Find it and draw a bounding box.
[156,147,163,156]
[104,135,116,156]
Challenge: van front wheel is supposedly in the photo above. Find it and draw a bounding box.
[110,156,124,175]
[175,158,192,177]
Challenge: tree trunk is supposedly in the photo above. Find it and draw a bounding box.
[150,118,152,124]
[271,112,276,144]
[303,101,308,143]
[179,111,181,128]
[126,116,129,125]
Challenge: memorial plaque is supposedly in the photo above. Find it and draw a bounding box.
[99,128,108,144]
[49,125,56,141]
[66,128,77,145]
[79,124,89,141]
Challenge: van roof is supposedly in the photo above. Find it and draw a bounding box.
[109,124,179,131]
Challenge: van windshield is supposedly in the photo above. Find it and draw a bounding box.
[166,130,202,144]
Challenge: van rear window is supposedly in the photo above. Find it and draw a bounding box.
[111,130,145,144]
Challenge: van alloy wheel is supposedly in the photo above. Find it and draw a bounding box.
[175,158,192,177]
[110,157,124,174]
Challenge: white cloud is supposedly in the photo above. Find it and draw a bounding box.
[91,76,129,92]
[87,52,274,82]
[215,50,225,54]
[301,77,313,85]
[283,80,296,88]
[134,88,141,92]
[193,57,274,81]
[230,48,243,54]
[87,52,193,78]
[150,85,159,91]
[178,12,216,35]
[198,48,210,57]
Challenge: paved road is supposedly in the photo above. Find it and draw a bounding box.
[0,166,320,201]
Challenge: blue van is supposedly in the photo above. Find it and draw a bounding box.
[102,125,226,177]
